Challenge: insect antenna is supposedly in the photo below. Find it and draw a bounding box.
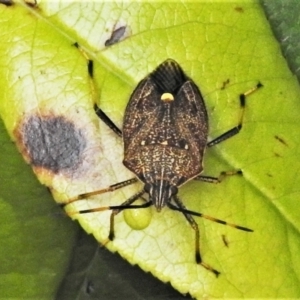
[66,195,151,216]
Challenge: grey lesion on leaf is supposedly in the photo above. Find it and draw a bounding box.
[103,20,131,48]
[15,114,87,174]
[105,26,127,47]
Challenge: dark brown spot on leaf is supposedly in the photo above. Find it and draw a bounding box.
[234,6,244,13]
[220,79,230,90]
[222,234,229,247]
[274,135,288,147]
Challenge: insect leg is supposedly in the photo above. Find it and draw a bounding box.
[171,196,220,277]
[194,170,242,183]
[74,43,122,137]
[94,104,122,137]
[207,82,262,147]
[108,192,151,240]
[69,190,149,238]
[63,177,138,204]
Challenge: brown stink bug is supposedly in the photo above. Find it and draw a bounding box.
[66,47,262,276]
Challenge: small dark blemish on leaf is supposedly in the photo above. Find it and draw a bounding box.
[266,173,273,177]
[105,26,127,47]
[221,234,229,247]
[220,79,230,90]
[234,6,244,13]
[274,152,282,158]
[85,280,95,295]
[16,115,86,174]
[274,135,288,147]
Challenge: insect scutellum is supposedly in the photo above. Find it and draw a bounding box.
[65,43,262,277]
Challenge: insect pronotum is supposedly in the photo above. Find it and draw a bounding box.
[66,44,262,276]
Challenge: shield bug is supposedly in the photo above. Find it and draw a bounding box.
[66,47,262,276]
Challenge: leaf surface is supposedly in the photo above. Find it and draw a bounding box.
[0,1,300,298]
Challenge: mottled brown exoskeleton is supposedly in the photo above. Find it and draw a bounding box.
[123,60,209,210]
[67,48,262,276]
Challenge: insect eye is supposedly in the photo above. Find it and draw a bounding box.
[178,139,189,149]
[170,186,178,195]
[144,183,151,193]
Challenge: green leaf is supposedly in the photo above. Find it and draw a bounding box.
[260,0,300,80]
[0,116,78,298]
[1,1,300,298]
